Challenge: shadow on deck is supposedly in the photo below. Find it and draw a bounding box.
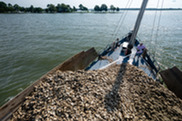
[104,63,127,112]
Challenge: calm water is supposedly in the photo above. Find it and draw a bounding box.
[0,11,182,106]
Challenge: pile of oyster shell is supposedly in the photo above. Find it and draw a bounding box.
[11,64,182,120]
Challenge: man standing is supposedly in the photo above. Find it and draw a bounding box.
[135,43,146,58]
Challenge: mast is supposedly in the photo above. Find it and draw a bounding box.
[129,0,148,46]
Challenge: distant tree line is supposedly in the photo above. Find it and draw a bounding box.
[0,1,120,13]
[0,2,43,13]
[0,1,80,13]
[94,4,120,12]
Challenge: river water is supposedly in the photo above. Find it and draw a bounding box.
[0,11,182,106]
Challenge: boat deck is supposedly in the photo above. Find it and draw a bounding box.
[87,38,158,79]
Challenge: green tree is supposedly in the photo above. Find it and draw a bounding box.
[29,5,34,12]
[19,7,25,12]
[8,3,12,7]
[83,6,88,11]
[56,4,62,12]
[13,4,21,12]
[79,4,88,11]
[94,5,100,11]
[56,3,72,13]
[34,7,43,13]
[116,7,120,12]
[110,5,116,11]
[79,4,83,10]
[0,1,7,13]
[100,4,107,11]
[7,3,14,12]
[65,5,72,12]
[73,6,77,11]
[47,4,56,13]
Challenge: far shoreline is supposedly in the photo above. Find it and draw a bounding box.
[1,8,182,14]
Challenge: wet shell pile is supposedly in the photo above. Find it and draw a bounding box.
[11,64,182,120]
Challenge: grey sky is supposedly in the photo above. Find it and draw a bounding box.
[1,0,181,8]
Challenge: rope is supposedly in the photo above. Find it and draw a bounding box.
[154,0,164,57]
[150,0,160,42]
[111,0,133,41]
[98,0,133,54]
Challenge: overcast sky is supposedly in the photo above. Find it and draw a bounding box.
[1,0,181,9]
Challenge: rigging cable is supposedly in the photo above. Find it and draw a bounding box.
[150,0,160,43]
[111,0,134,41]
[154,0,164,58]
[98,0,133,54]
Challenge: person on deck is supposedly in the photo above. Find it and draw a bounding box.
[127,32,132,41]
[135,43,146,58]
[111,38,120,51]
[111,41,116,51]
[116,38,120,47]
